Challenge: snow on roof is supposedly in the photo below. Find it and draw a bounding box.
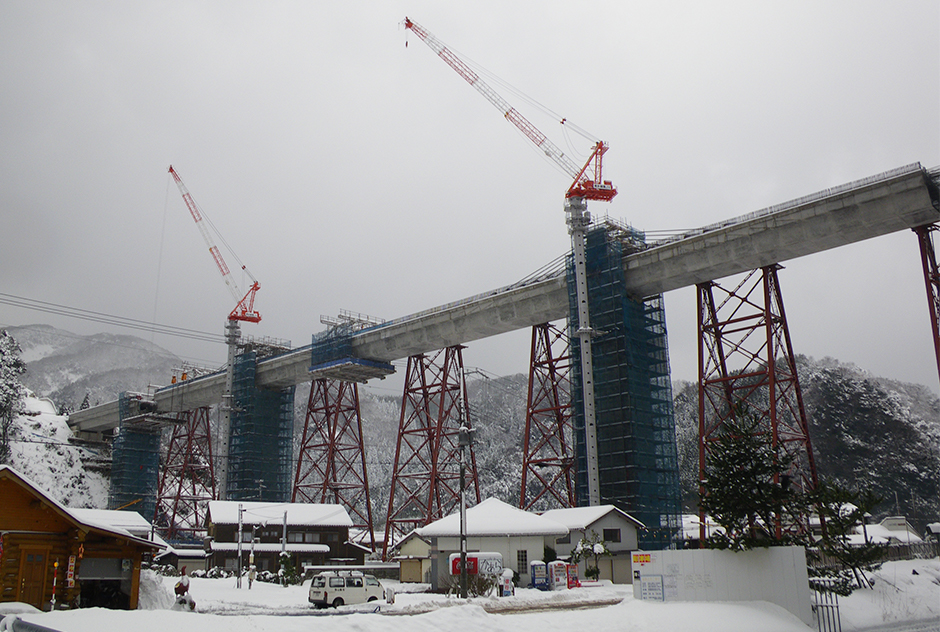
[417,498,568,538]
[0,465,161,549]
[207,500,353,527]
[209,542,330,554]
[71,508,151,534]
[541,505,645,530]
[853,523,923,543]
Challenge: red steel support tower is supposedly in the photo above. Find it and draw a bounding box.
[520,323,576,510]
[153,407,216,541]
[293,379,375,548]
[697,265,819,543]
[382,346,480,559]
[914,224,940,385]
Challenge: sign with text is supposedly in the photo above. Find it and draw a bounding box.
[449,552,503,576]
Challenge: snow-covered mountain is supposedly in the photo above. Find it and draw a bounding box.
[8,324,182,412]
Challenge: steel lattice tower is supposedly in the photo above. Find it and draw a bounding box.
[153,407,216,542]
[292,378,375,548]
[382,346,480,559]
[520,322,576,511]
[915,224,940,385]
[697,265,819,542]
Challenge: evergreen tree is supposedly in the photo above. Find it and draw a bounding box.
[0,330,26,464]
[699,409,806,550]
[807,480,885,595]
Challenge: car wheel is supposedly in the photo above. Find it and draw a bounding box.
[368,596,377,602]
[332,597,344,608]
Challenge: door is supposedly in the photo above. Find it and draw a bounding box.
[18,549,50,609]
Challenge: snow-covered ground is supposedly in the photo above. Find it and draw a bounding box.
[3,558,937,632]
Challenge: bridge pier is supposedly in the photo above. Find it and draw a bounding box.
[153,407,216,542]
[520,322,575,511]
[382,346,480,559]
[915,223,940,386]
[696,265,819,543]
[292,378,375,549]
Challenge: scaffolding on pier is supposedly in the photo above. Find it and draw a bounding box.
[567,222,682,549]
[109,392,162,518]
[227,350,295,501]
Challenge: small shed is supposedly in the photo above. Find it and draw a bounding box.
[391,530,432,583]
[417,498,568,590]
[0,466,162,610]
[541,505,645,583]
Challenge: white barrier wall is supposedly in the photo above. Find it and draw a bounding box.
[631,546,812,626]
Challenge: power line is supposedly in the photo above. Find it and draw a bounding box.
[0,292,225,345]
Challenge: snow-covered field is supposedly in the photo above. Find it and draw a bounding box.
[3,558,937,632]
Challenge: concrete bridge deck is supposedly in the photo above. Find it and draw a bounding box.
[68,163,939,435]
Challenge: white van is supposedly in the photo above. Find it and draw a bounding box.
[308,571,384,608]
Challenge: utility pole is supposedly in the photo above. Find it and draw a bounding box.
[236,503,243,588]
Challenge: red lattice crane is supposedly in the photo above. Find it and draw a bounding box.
[168,165,261,324]
[403,17,616,202]
[404,17,617,506]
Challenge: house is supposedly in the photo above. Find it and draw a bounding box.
[416,497,569,590]
[541,505,645,584]
[853,516,923,544]
[0,466,162,610]
[204,501,363,573]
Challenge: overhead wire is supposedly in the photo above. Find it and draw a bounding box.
[0,292,224,345]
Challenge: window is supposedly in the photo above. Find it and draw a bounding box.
[305,532,320,543]
[516,550,528,571]
[325,532,338,542]
[603,528,621,543]
[556,533,570,544]
[329,577,344,588]
[288,532,304,543]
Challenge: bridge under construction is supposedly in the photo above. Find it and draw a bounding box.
[68,162,940,551]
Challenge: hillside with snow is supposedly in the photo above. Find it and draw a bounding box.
[4,392,108,508]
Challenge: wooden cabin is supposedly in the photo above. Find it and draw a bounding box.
[0,466,162,610]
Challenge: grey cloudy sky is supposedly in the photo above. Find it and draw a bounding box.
[1,1,938,397]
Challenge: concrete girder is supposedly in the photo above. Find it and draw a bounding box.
[67,163,940,433]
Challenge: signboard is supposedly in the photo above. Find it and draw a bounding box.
[449,552,502,576]
[639,575,664,601]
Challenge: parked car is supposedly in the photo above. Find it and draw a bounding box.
[308,570,384,608]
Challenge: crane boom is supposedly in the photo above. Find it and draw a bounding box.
[168,165,261,323]
[403,17,616,202]
[404,18,611,506]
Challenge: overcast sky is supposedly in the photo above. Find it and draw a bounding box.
[1,1,938,398]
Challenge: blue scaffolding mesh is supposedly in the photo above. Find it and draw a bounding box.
[109,392,161,519]
[567,224,683,549]
[227,350,295,501]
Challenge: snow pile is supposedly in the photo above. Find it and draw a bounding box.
[838,558,940,629]
[12,558,936,632]
[138,571,175,611]
[6,392,108,508]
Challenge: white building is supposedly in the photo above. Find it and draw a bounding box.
[541,505,645,583]
[416,498,568,590]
